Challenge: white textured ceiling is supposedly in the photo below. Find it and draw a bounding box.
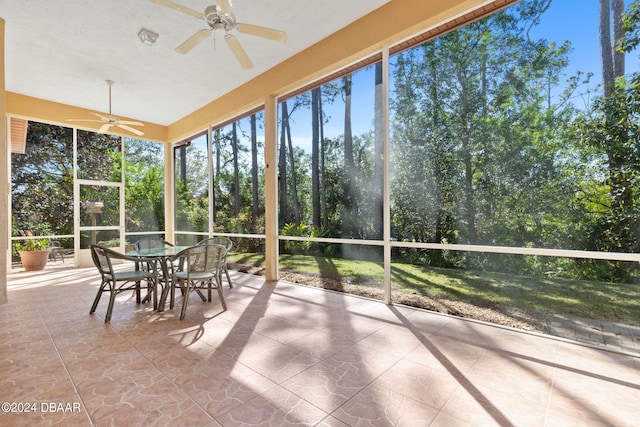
[0,0,389,125]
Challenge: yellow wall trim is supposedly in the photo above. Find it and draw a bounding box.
[5,92,168,143]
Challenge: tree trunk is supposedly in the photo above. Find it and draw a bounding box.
[284,102,301,224]
[232,123,240,217]
[320,92,328,228]
[343,75,357,236]
[250,114,259,227]
[457,72,477,244]
[429,54,445,251]
[278,103,288,228]
[213,130,221,223]
[612,0,625,78]
[311,88,321,227]
[600,0,615,97]
[599,0,634,277]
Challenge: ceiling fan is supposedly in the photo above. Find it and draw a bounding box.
[67,80,144,136]
[150,0,287,69]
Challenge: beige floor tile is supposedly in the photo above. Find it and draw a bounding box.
[332,382,440,427]
[466,350,555,407]
[440,386,547,426]
[281,359,374,413]
[286,328,357,360]
[549,368,640,427]
[175,363,276,416]
[404,333,487,374]
[215,385,328,426]
[356,324,423,356]
[3,268,640,426]
[373,359,460,410]
[237,343,320,383]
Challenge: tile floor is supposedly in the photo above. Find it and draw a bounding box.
[1,265,639,426]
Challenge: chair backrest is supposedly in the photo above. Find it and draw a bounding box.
[197,237,232,253]
[90,244,114,277]
[135,238,174,251]
[183,243,224,275]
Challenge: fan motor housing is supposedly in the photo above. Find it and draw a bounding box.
[205,5,235,31]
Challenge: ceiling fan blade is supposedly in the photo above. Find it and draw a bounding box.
[117,124,145,136]
[118,120,145,126]
[67,119,102,123]
[90,112,112,121]
[225,34,253,69]
[176,29,211,54]
[149,0,203,19]
[217,0,232,14]
[236,23,287,42]
[99,123,112,134]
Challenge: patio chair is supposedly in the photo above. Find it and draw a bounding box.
[90,244,158,322]
[196,237,233,288]
[162,243,227,320]
[48,240,65,262]
[134,237,175,251]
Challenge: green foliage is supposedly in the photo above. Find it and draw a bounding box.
[125,139,165,232]
[15,238,49,251]
[572,76,640,279]
[280,222,312,253]
[619,0,640,53]
[12,123,74,236]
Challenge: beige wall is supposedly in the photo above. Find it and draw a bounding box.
[6,92,168,143]
[1,18,8,303]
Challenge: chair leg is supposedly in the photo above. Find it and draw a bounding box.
[151,278,158,310]
[216,275,227,311]
[158,279,170,312]
[195,287,207,302]
[105,291,117,322]
[170,279,179,309]
[180,282,192,320]
[135,281,141,304]
[90,282,107,314]
[224,266,233,288]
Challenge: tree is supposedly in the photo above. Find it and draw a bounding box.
[124,139,165,232]
[11,123,74,235]
[571,0,640,279]
[390,0,580,270]
[342,75,358,236]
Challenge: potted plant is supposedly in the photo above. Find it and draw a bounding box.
[15,238,50,271]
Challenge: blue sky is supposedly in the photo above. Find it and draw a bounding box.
[288,0,640,153]
[531,0,640,93]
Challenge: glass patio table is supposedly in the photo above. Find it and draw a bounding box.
[127,245,190,312]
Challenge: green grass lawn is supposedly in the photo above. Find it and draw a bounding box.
[229,252,640,327]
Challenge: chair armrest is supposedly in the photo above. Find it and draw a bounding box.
[102,247,158,273]
[168,246,191,263]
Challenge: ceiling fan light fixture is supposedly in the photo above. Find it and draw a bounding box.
[150,0,286,68]
[138,28,159,46]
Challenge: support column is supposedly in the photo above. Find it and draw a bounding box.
[264,95,279,282]
[382,47,391,305]
[164,141,175,243]
[0,17,8,304]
